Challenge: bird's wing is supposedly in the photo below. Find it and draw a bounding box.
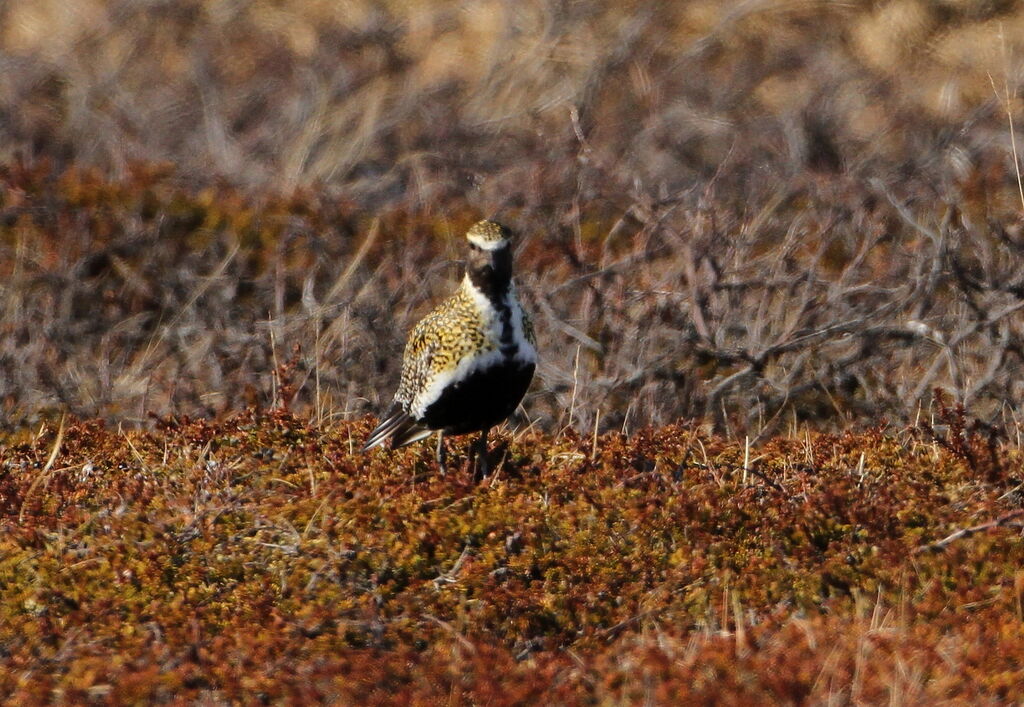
[363,308,447,452]
[362,403,433,451]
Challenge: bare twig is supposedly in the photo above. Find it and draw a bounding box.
[19,414,68,522]
[915,509,1024,554]
[433,543,473,588]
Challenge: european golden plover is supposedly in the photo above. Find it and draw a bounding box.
[363,220,537,474]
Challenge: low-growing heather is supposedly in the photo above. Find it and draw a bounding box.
[1,409,1021,703]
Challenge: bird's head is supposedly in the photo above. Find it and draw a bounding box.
[465,219,511,252]
[465,220,513,298]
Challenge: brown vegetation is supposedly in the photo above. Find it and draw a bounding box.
[1,409,1023,703]
[3,2,1024,432]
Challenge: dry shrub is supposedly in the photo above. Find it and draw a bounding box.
[2,2,1024,432]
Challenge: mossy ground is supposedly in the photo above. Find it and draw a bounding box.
[2,408,1022,704]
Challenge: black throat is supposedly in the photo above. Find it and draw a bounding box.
[467,245,513,304]
[468,245,520,358]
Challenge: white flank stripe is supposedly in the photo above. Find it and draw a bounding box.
[412,349,507,418]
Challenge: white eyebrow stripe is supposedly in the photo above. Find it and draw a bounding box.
[466,232,508,251]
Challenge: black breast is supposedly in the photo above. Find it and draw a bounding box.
[496,299,519,357]
[421,360,535,435]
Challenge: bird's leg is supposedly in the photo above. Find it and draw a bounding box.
[473,428,490,480]
[435,431,447,475]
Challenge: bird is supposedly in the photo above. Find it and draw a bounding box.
[362,219,537,475]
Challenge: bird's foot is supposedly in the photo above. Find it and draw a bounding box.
[472,429,490,482]
[435,431,447,476]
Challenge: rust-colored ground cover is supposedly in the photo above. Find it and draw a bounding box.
[2,408,1022,703]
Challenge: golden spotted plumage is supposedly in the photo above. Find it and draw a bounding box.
[465,219,508,249]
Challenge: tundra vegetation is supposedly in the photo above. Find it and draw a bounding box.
[2,1,1024,702]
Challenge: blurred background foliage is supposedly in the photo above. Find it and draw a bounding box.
[4,0,1024,193]
[2,0,1024,434]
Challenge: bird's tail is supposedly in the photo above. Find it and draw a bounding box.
[362,406,434,452]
